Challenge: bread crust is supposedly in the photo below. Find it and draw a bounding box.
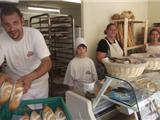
[43,105,56,120]
[9,83,24,111]
[0,81,13,105]
[30,111,42,120]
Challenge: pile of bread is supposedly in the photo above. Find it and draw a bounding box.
[134,78,158,93]
[0,81,24,111]
[102,57,147,79]
[108,57,143,64]
[111,10,136,47]
[20,105,66,120]
[111,10,135,20]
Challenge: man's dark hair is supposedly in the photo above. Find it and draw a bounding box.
[0,5,23,19]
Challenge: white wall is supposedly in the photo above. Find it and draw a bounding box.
[148,1,160,27]
[82,0,148,59]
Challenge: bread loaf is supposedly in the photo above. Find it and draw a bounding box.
[30,111,42,120]
[55,107,66,120]
[42,105,56,120]
[20,113,30,120]
[0,81,13,105]
[9,83,24,111]
[111,13,120,20]
[120,10,135,19]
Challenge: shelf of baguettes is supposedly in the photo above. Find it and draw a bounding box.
[127,44,145,50]
[112,18,148,56]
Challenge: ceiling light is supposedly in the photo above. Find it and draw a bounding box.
[28,7,60,13]
[62,0,81,3]
[0,0,19,3]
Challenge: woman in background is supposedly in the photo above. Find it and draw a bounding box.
[146,28,160,54]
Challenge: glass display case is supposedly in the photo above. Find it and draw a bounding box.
[92,72,160,120]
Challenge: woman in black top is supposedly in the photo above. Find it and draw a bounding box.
[96,23,123,79]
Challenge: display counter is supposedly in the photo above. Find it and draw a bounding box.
[66,71,160,120]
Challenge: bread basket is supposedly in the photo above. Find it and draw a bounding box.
[102,57,147,79]
[131,53,160,70]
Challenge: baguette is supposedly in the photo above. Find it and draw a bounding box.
[43,105,56,120]
[9,83,24,111]
[0,81,13,105]
[30,111,42,120]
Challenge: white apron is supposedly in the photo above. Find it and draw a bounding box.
[105,39,123,57]
[146,44,160,54]
[5,68,49,101]
[22,73,49,109]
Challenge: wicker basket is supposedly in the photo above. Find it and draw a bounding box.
[102,57,147,79]
[131,53,160,70]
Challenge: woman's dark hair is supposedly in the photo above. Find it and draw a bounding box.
[0,5,23,19]
[149,28,160,36]
[104,23,117,35]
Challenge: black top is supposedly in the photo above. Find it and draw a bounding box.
[96,38,123,56]
[96,39,109,53]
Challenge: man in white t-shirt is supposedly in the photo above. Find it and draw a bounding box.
[0,6,52,100]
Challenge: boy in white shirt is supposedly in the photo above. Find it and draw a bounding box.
[64,38,97,93]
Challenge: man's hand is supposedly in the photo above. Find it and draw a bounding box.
[0,73,12,86]
[16,76,32,93]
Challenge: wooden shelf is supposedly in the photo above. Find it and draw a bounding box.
[112,18,148,56]
[112,19,145,23]
[127,44,145,50]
